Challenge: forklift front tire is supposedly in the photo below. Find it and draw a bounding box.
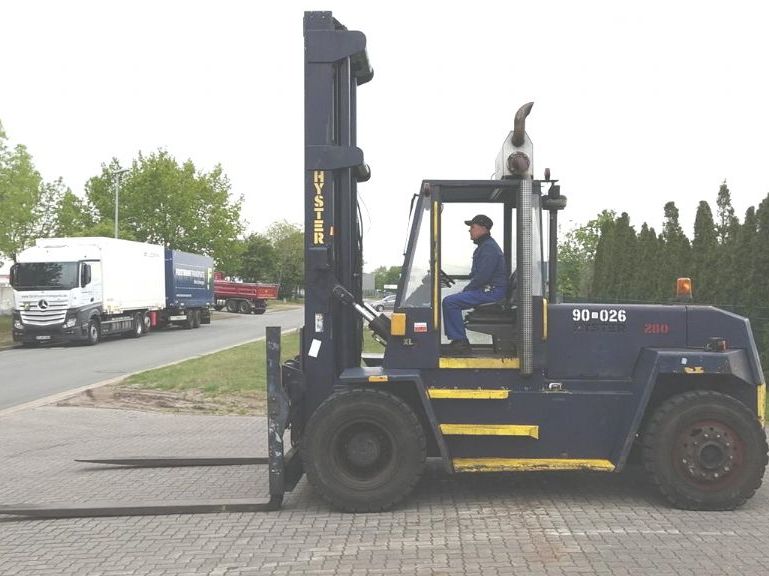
[642,390,768,510]
[302,388,427,512]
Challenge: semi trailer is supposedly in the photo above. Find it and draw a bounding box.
[213,272,279,314]
[158,248,214,329]
[10,237,213,345]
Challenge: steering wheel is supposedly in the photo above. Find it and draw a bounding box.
[439,269,456,288]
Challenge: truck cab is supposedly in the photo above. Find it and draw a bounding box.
[11,243,102,344]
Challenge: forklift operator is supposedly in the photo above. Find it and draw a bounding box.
[442,214,508,354]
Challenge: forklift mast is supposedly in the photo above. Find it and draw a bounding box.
[303,12,373,413]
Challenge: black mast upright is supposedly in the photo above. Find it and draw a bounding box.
[303,12,373,412]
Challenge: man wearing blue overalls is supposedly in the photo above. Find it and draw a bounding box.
[442,214,508,355]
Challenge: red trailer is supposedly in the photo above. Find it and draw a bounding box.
[213,272,279,315]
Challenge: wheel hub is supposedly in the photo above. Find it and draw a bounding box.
[333,422,394,481]
[346,432,382,467]
[678,421,741,483]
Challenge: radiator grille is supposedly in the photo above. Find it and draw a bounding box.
[18,295,69,326]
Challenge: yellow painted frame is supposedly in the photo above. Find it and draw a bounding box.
[439,357,520,369]
[453,458,615,472]
[440,424,539,439]
[427,388,509,399]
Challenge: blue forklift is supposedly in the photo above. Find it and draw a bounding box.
[294,11,767,512]
[2,11,765,518]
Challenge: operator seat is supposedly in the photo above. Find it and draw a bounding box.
[464,270,517,355]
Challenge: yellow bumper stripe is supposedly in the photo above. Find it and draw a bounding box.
[427,388,509,400]
[758,383,766,426]
[439,357,520,369]
[441,424,538,438]
[452,458,615,472]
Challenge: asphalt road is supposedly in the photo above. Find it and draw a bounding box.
[0,307,304,411]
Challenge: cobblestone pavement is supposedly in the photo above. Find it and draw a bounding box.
[1,407,769,575]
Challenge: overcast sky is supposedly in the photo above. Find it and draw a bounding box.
[1,1,768,272]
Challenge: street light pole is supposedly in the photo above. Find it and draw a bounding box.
[112,169,129,239]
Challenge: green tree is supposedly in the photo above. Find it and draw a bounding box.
[236,233,274,282]
[85,151,244,270]
[0,122,43,257]
[751,194,769,366]
[730,207,757,316]
[691,201,718,302]
[710,182,741,303]
[613,213,638,299]
[716,180,739,245]
[660,201,691,298]
[634,223,662,302]
[53,190,99,237]
[592,212,636,301]
[558,210,614,300]
[266,220,303,299]
[373,266,402,291]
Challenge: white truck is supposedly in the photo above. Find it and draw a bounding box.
[10,237,166,345]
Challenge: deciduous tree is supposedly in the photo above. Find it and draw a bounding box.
[265,220,303,299]
[236,233,275,282]
[85,151,244,269]
[0,122,43,257]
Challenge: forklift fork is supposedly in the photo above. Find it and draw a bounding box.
[0,327,301,519]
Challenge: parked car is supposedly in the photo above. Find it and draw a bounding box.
[370,294,396,312]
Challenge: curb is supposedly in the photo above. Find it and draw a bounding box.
[0,328,299,419]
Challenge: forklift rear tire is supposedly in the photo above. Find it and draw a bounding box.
[642,390,768,510]
[302,388,427,512]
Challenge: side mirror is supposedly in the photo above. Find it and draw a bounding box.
[81,263,92,287]
[9,264,17,288]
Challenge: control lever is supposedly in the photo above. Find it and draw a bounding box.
[332,284,391,342]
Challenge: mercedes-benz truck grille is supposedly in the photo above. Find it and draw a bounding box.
[19,296,68,326]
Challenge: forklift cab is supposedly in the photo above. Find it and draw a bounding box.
[385,178,549,370]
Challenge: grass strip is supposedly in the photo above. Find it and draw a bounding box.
[123,330,301,396]
[0,316,13,348]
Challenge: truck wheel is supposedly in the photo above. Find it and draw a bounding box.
[129,312,146,338]
[184,310,195,329]
[642,390,768,510]
[192,310,201,329]
[302,388,426,512]
[86,320,100,346]
[226,300,238,313]
[255,308,266,315]
[239,300,251,314]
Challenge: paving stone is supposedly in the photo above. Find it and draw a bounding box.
[1,406,768,575]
